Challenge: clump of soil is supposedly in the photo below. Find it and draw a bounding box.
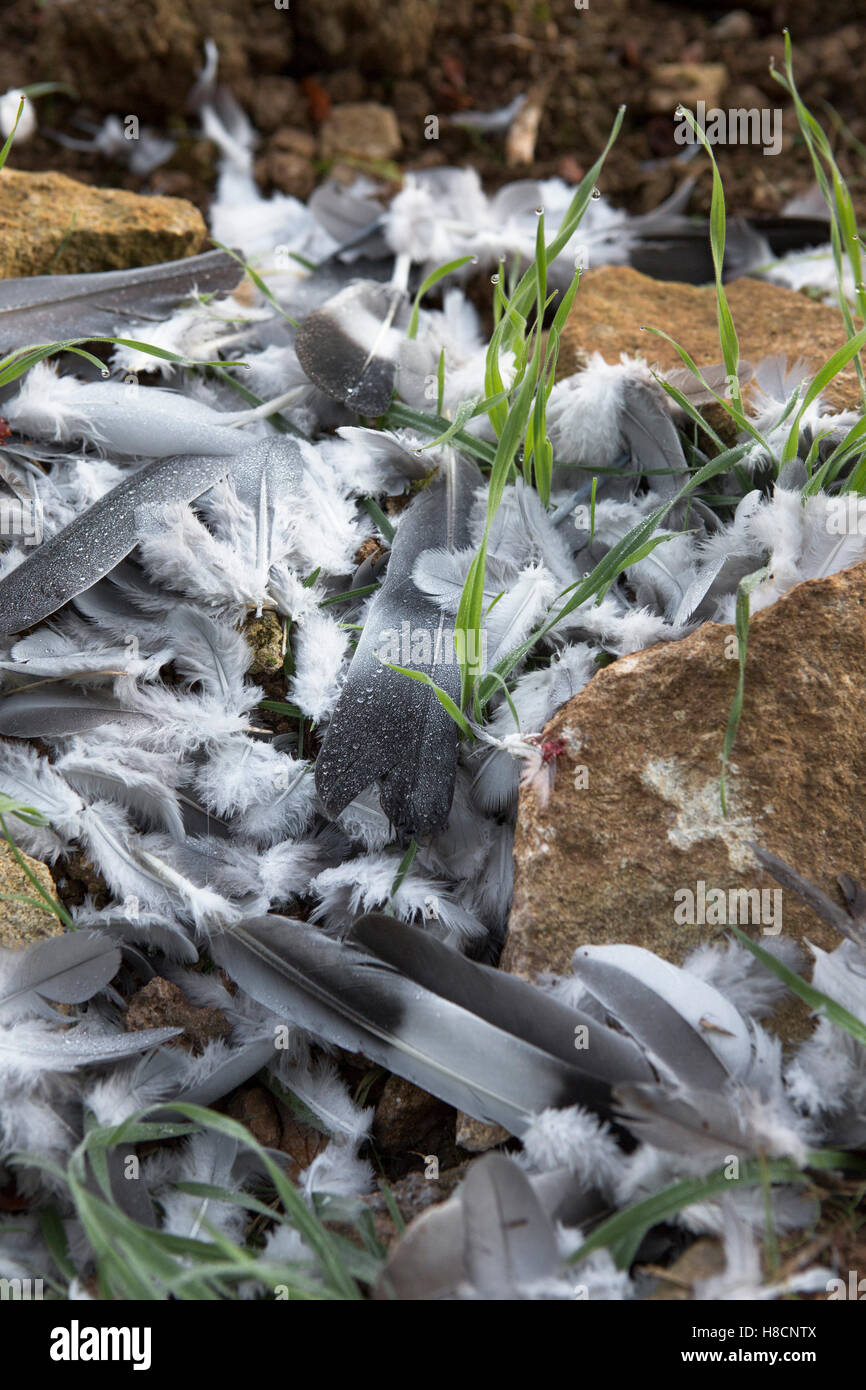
[1,0,864,223]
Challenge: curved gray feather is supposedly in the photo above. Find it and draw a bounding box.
[0,932,120,1011]
[375,1163,605,1300]
[570,950,735,1090]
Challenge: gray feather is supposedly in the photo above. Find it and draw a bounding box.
[0,437,301,636]
[213,913,651,1137]
[0,931,120,1011]
[316,453,480,837]
[0,249,243,351]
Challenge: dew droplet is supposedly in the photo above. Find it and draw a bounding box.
[491,273,500,284]
[470,255,479,265]
[100,367,111,378]
[590,186,601,200]
[534,205,544,216]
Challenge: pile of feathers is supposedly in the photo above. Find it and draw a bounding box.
[0,71,863,1301]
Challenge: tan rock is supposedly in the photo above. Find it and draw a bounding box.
[0,841,63,948]
[558,265,863,415]
[504,562,866,985]
[0,169,207,278]
[320,104,402,165]
[454,1114,510,1153]
[647,62,728,116]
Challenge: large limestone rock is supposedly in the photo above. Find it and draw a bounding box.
[0,169,207,276]
[558,265,863,414]
[504,562,866,982]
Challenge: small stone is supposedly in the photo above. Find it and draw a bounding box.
[0,169,207,277]
[320,103,402,164]
[647,62,728,115]
[710,10,755,41]
[124,976,231,1054]
[226,1084,281,1149]
[242,610,284,679]
[0,841,63,949]
[255,149,316,201]
[454,1114,510,1152]
[235,76,305,135]
[273,1102,330,1181]
[373,1075,453,1152]
[557,266,863,415]
[504,562,866,1003]
[270,128,318,160]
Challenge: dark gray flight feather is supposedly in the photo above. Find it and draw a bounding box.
[0,931,120,1012]
[350,914,651,1086]
[295,279,409,416]
[315,453,480,838]
[0,436,301,636]
[0,249,243,352]
[212,912,652,1138]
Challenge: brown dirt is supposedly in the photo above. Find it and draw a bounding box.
[0,0,864,222]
